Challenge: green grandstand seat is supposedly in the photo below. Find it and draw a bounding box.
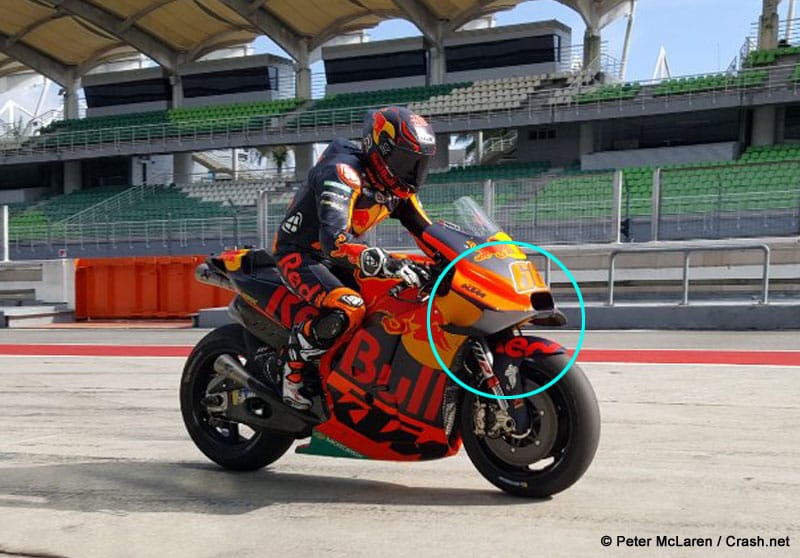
[35,98,304,145]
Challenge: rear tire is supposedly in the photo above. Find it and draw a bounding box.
[460,354,600,498]
[180,324,294,471]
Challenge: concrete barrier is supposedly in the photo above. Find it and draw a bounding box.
[559,302,800,330]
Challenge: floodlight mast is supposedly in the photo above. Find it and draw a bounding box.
[619,0,637,80]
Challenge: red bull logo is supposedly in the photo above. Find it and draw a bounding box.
[380,307,460,370]
[220,249,248,271]
[473,244,522,262]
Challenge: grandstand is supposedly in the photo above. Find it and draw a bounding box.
[34,99,304,146]
[3,15,800,555]
[0,0,798,261]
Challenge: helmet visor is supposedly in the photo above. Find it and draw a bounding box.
[384,146,432,191]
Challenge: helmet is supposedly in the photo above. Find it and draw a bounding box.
[362,106,436,198]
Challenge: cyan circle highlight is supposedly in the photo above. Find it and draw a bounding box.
[425,240,586,400]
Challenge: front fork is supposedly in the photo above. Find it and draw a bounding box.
[464,336,532,436]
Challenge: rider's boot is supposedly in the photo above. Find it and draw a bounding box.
[260,322,324,412]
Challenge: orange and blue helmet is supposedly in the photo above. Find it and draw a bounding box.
[362,106,436,198]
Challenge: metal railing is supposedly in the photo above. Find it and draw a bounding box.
[151,168,298,185]
[60,183,156,227]
[749,17,800,48]
[606,243,771,306]
[13,214,259,251]
[481,130,518,161]
[4,62,796,162]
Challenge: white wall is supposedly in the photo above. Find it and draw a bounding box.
[131,154,178,185]
[0,187,51,204]
[516,124,581,167]
[0,259,75,308]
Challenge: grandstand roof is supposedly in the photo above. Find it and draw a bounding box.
[0,0,633,85]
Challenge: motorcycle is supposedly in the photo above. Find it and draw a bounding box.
[181,197,600,498]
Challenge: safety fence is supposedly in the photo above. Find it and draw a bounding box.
[9,215,259,253]
[655,162,800,240]
[4,161,799,259]
[257,175,620,250]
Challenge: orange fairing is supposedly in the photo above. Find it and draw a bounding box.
[435,290,483,328]
[420,231,458,259]
[452,258,549,312]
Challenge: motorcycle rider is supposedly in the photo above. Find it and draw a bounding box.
[265,106,437,411]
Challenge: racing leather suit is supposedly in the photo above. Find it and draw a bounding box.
[270,138,431,393]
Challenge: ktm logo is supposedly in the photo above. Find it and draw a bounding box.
[460,283,486,299]
[281,212,303,234]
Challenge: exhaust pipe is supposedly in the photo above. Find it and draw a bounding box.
[195,263,234,291]
[212,355,320,434]
[214,354,257,387]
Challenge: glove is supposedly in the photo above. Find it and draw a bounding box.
[360,247,431,287]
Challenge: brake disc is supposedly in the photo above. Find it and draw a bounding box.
[482,380,559,467]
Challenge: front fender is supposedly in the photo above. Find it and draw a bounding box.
[494,335,566,365]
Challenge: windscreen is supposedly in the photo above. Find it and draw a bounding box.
[452,196,501,238]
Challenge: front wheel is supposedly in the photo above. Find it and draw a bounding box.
[180,324,294,471]
[460,354,600,498]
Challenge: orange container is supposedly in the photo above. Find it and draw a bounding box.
[75,255,233,319]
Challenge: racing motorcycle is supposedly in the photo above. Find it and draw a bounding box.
[181,197,600,498]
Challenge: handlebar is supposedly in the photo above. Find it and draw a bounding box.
[387,260,448,301]
[388,283,407,298]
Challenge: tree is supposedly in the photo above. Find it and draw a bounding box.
[271,146,289,175]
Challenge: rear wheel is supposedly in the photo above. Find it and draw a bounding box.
[460,354,600,498]
[180,324,294,470]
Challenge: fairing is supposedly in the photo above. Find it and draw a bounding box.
[207,197,562,461]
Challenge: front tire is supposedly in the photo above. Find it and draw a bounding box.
[460,354,600,498]
[180,324,294,471]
